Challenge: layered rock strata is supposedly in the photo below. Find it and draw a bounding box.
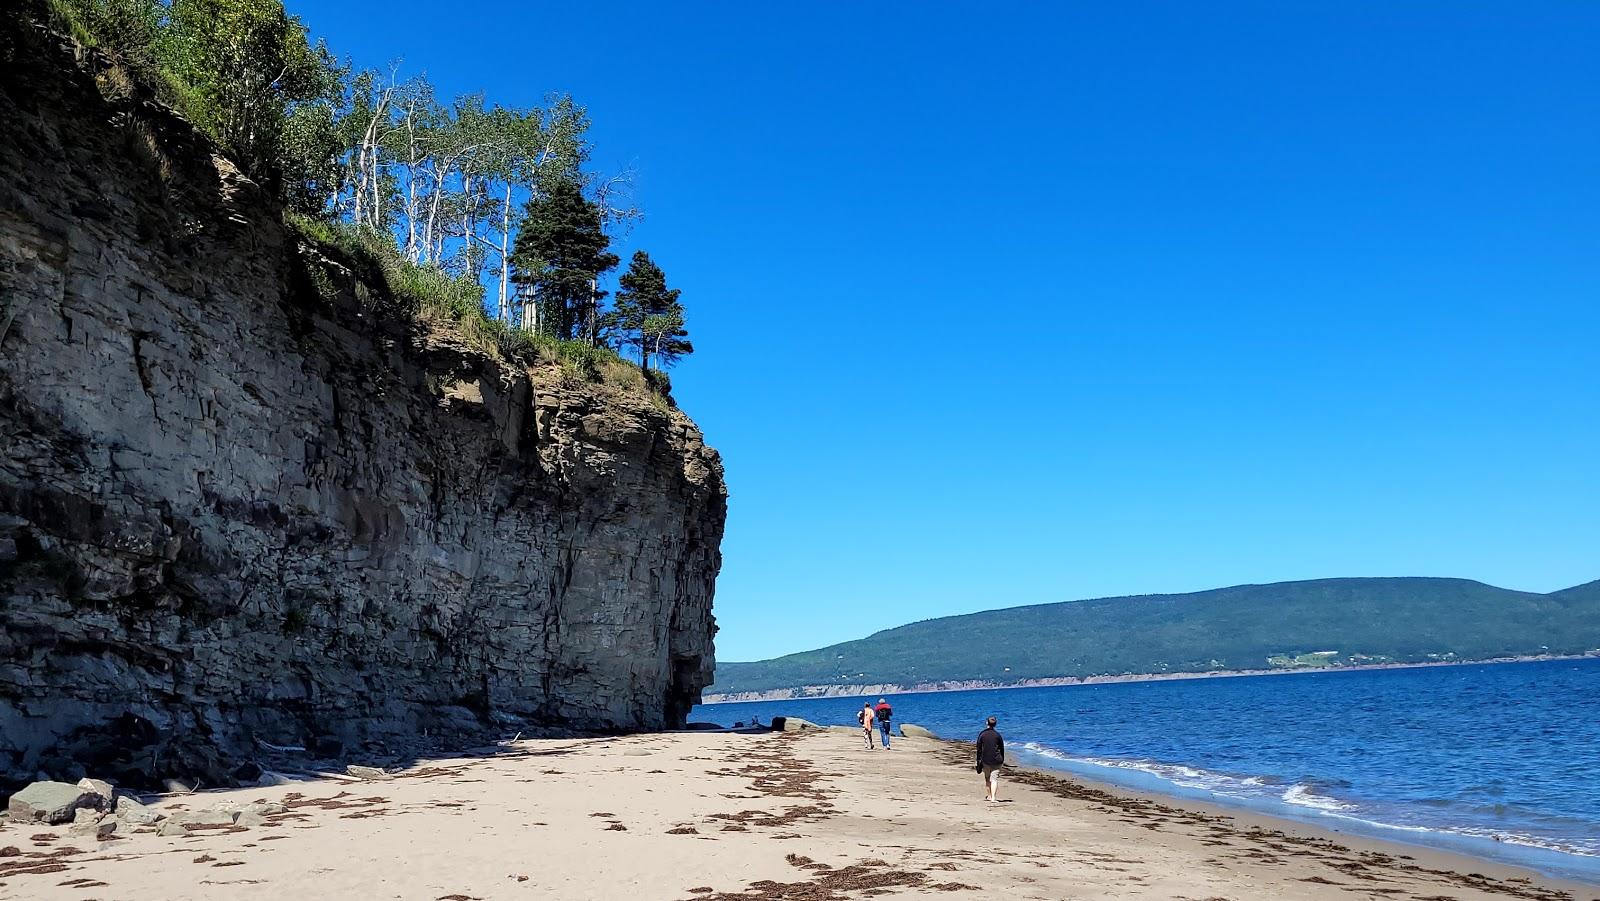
[0,15,725,786]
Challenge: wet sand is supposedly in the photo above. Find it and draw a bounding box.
[1,730,1593,900]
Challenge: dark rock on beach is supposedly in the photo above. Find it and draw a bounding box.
[6,781,102,824]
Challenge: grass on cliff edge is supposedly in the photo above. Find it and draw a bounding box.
[287,213,670,400]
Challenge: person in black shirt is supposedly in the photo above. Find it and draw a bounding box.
[975,716,1005,802]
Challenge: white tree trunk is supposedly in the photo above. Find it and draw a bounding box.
[497,182,512,321]
[402,102,422,261]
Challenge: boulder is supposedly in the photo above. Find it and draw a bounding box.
[772,716,822,733]
[235,810,267,828]
[899,724,939,740]
[156,818,187,837]
[346,765,393,781]
[76,778,115,803]
[190,808,240,826]
[242,801,286,816]
[6,781,101,824]
[114,796,163,826]
[68,809,117,839]
[156,808,238,836]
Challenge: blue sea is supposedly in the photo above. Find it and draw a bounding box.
[693,657,1600,884]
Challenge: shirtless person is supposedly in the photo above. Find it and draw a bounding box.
[857,702,876,749]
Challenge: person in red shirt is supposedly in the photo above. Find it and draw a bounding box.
[873,698,894,749]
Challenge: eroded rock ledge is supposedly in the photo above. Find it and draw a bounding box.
[0,17,725,787]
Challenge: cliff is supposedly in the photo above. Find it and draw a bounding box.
[0,17,725,787]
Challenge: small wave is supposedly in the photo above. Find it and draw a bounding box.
[1328,816,1600,858]
[1281,784,1356,812]
[1016,742,1600,864]
[1444,826,1600,858]
[1019,743,1266,796]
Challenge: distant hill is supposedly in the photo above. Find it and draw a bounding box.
[707,578,1600,698]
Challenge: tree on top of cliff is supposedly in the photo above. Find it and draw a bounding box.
[162,0,342,197]
[508,178,619,344]
[606,251,693,371]
[47,0,344,210]
[40,0,696,382]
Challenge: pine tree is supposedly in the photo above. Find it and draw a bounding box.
[509,179,617,340]
[607,251,692,370]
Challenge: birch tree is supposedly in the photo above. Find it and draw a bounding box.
[341,67,401,229]
[472,99,589,322]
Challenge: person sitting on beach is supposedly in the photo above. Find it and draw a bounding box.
[976,716,1005,802]
[874,698,894,749]
[857,702,876,749]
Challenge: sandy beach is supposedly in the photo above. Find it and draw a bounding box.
[2,729,1593,901]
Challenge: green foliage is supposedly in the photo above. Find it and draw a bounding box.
[47,0,343,208]
[41,0,697,391]
[710,578,1600,694]
[509,178,618,342]
[162,0,341,193]
[278,80,346,214]
[285,213,653,392]
[289,211,485,326]
[607,250,692,370]
[47,0,163,70]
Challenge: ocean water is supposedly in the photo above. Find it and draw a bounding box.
[693,657,1600,884]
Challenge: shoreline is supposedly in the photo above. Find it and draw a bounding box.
[702,652,1598,702]
[996,743,1600,891]
[8,730,1593,900]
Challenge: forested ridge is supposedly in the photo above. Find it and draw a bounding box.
[710,578,1600,695]
[35,0,694,383]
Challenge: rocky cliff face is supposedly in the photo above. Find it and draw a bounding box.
[0,19,725,787]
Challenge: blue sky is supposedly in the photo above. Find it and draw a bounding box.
[288,2,1600,662]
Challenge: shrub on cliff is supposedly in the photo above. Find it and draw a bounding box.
[287,214,664,397]
[46,0,340,205]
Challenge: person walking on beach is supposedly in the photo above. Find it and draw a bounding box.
[874,698,894,749]
[857,702,876,749]
[976,716,1005,802]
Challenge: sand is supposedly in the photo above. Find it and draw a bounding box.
[1,730,1593,900]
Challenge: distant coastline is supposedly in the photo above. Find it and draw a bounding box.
[699,652,1599,703]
